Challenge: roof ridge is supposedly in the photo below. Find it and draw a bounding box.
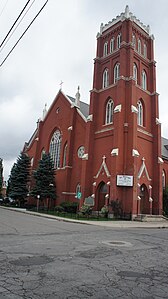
[67,95,89,106]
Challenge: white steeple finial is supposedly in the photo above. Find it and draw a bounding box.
[75,86,80,107]
[100,23,104,34]
[147,25,150,34]
[125,5,130,18]
[42,103,47,120]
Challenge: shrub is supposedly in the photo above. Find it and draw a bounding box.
[60,201,79,213]
[79,204,92,215]
[100,205,109,217]
[54,205,64,213]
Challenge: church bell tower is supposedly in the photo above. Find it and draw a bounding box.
[81,6,162,217]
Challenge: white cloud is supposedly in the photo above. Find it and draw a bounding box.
[3,157,16,182]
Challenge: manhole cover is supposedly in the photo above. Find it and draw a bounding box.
[102,240,132,247]
[109,241,125,245]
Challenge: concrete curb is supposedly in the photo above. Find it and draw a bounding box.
[1,206,168,229]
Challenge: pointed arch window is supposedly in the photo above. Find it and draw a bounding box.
[114,63,120,83]
[31,157,34,167]
[49,129,62,169]
[99,182,108,194]
[103,42,108,57]
[63,142,68,167]
[142,70,147,90]
[110,37,114,53]
[133,63,138,84]
[144,43,147,58]
[102,68,109,88]
[41,148,46,159]
[137,100,143,126]
[76,183,81,198]
[138,39,141,54]
[105,99,114,124]
[132,34,136,49]
[117,33,121,49]
[162,170,166,190]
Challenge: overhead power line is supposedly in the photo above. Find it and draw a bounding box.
[0,0,48,67]
[0,0,36,53]
[0,0,32,49]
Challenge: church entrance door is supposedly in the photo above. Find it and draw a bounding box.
[140,184,150,214]
[96,182,107,211]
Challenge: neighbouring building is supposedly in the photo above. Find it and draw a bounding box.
[23,6,168,218]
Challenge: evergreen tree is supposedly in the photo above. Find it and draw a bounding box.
[0,158,3,198]
[31,153,56,206]
[7,163,17,197]
[8,153,31,206]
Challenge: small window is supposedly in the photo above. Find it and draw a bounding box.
[103,42,108,56]
[117,33,121,49]
[110,37,114,53]
[162,170,166,190]
[133,63,138,84]
[132,34,136,49]
[105,99,114,124]
[102,68,109,88]
[138,39,141,54]
[137,100,143,126]
[142,70,147,90]
[144,43,147,58]
[114,63,120,83]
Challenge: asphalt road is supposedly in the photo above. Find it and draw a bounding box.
[0,208,168,299]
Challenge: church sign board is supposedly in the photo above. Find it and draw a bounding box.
[117,175,133,187]
[84,196,94,206]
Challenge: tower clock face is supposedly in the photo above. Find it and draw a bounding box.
[77,146,85,158]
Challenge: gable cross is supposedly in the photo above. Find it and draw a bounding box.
[59,80,64,90]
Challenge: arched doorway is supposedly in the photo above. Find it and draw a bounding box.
[140,184,150,214]
[96,182,107,211]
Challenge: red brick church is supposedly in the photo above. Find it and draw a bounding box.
[23,6,168,218]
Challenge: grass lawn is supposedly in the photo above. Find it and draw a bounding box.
[39,210,114,221]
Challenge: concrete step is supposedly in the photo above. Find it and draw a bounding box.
[134,214,168,222]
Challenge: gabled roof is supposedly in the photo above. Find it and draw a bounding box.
[162,137,168,160]
[67,95,90,118]
[24,92,90,150]
[23,127,38,151]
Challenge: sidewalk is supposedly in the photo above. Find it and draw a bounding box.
[1,206,168,229]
